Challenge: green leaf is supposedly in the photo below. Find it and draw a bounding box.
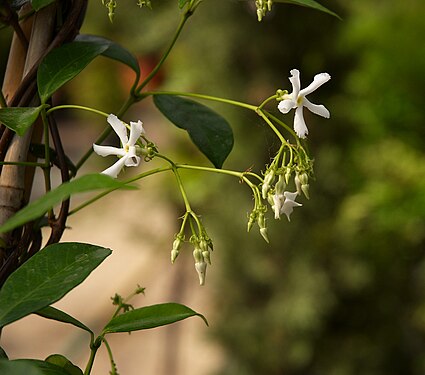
[2,359,74,375]
[74,34,140,75]
[0,242,111,328]
[31,0,56,11]
[0,173,136,234]
[45,355,83,375]
[275,0,341,19]
[0,347,8,359]
[103,302,208,334]
[37,42,109,103]
[0,106,44,136]
[153,95,234,168]
[35,306,93,336]
[0,360,44,375]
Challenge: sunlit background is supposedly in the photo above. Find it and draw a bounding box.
[1,0,425,374]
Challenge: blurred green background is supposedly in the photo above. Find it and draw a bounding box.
[2,0,425,374]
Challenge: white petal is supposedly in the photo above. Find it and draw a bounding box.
[93,144,126,157]
[128,120,144,146]
[283,191,299,201]
[278,99,296,114]
[124,155,140,167]
[299,72,331,96]
[107,114,128,146]
[289,69,301,97]
[273,194,283,219]
[100,156,127,178]
[293,107,308,138]
[280,200,302,221]
[303,98,330,118]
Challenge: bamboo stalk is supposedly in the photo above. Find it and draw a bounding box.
[0,4,56,244]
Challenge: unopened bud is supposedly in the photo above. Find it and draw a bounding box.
[171,249,179,264]
[202,250,211,265]
[247,211,257,232]
[260,227,269,243]
[275,174,286,195]
[295,173,302,195]
[301,183,310,199]
[262,170,275,199]
[285,169,292,185]
[195,261,207,286]
[193,248,203,263]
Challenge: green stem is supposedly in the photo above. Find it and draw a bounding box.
[256,108,285,143]
[69,167,171,215]
[257,94,278,110]
[46,105,109,118]
[136,10,192,94]
[102,338,118,375]
[0,161,44,167]
[140,90,257,111]
[84,338,102,375]
[263,110,299,143]
[40,109,53,218]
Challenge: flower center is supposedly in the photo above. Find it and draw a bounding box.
[296,95,304,106]
[124,144,130,153]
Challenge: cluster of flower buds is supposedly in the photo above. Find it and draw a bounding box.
[137,0,152,9]
[255,0,273,21]
[191,235,213,286]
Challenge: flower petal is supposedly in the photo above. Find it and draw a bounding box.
[273,194,284,219]
[93,144,126,157]
[280,192,302,221]
[107,114,128,146]
[278,98,296,114]
[100,156,128,178]
[289,69,301,97]
[303,98,330,118]
[124,155,140,167]
[128,120,144,146]
[299,72,331,96]
[293,107,308,138]
[283,191,299,201]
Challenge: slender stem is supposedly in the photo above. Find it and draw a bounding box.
[84,338,102,375]
[102,338,118,375]
[263,110,298,142]
[0,161,44,167]
[69,167,171,215]
[256,109,285,143]
[40,109,52,195]
[140,90,257,111]
[136,10,192,94]
[258,94,278,110]
[46,104,109,118]
[175,163,243,179]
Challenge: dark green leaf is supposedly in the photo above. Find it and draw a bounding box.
[0,360,44,375]
[3,359,74,375]
[0,347,8,359]
[103,302,208,334]
[0,173,136,234]
[38,42,109,103]
[275,0,341,19]
[74,34,140,75]
[31,0,56,11]
[0,242,111,328]
[0,106,44,136]
[154,95,234,168]
[36,306,93,335]
[45,355,83,375]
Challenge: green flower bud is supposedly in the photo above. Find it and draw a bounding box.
[202,250,211,265]
[260,227,269,243]
[275,174,286,195]
[193,247,203,263]
[301,183,310,200]
[171,249,179,264]
[294,173,302,195]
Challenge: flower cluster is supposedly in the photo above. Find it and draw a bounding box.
[255,0,273,21]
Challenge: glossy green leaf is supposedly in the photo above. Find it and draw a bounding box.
[38,42,109,103]
[103,302,208,334]
[275,0,341,19]
[0,173,136,234]
[31,0,56,11]
[0,242,111,328]
[36,306,93,335]
[154,95,234,168]
[45,355,83,375]
[2,359,74,375]
[0,106,44,136]
[74,34,140,75]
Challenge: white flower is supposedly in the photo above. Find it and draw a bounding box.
[278,69,331,138]
[272,191,302,221]
[93,114,145,178]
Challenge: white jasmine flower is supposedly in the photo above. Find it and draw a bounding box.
[272,191,302,221]
[278,69,331,138]
[93,114,145,178]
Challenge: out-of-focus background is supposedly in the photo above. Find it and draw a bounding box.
[1,0,425,374]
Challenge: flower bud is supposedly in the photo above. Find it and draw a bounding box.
[294,173,302,195]
[284,169,292,185]
[301,183,310,199]
[260,227,269,243]
[262,170,275,199]
[275,174,286,195]
[193,247,203,263]
[247,211,257,232]
[202,250,211,265]
[195,261,207,286]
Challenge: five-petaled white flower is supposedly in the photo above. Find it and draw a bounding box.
[278,69,331,138]
[93,114,145,178]
[272,191,302,221]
